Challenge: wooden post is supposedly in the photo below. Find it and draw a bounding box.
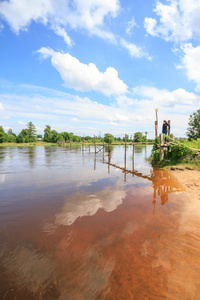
[124,134,127,167]
[155,108,158,138]
[94,135,96,153]
[132,144,134,175]
[103,142,105,163]
[108,151,110,174]
[168,120,171,138]
[82,140,84,152]
[94,154,96,170]
[155,121,158,138]
[159,133,164,161]
[124,134,127,182]
[108,138,110,153]
[89,142,90,153]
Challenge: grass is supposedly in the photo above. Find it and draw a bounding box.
[0,141,58,147]
[150,137,200,169]
[182,138,200,149]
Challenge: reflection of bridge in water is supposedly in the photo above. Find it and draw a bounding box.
[95,149,184,216]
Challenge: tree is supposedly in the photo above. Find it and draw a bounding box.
[0,126,6,143]
[60,132,73,142]
[72,135,81,142]
[44,125,52,142]
[16,134,24,143]
[186,109,200,140]
[51,130,59,143]
[27,122,37,142]
[134,132,144,142]
[104,133,114,144]
[7,134,16,142]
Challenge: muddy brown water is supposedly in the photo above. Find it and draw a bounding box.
[0,145,200,300]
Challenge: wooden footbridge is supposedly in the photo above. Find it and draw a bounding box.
[158,133,200,161]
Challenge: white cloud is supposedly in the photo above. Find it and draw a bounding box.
[126,17,136,35]
[1,83,199,138]
[0,0,119,41]
[37,47,128,96]
[51,25,73,47]
[71,117,79,122]
[0,0,53,33]
[144,0,200,43]
[18,120,26,125]
[120,38,151,59]
[0,1,150,60]
[132,85,199,107]
[144,17,157,36]
[108,113,129,123]
[0,102,4,110]
[180,43,200,91]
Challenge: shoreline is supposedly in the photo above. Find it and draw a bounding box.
[170,168,200,200]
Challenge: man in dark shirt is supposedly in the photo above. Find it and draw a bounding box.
[162,120,170,142]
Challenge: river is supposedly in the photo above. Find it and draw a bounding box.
[0,145,200,299]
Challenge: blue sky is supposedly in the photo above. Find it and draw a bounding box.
[0,0,200,138]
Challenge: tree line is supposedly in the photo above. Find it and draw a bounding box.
[1,109,199,144]
[0,122,152,144]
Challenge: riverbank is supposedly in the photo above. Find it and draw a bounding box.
[170,167,200,200]
[0,142,58,147]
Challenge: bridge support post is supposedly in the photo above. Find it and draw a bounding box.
[159,133,164,161]
[168,120,171,138]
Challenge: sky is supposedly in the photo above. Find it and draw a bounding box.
[0,0,200,139]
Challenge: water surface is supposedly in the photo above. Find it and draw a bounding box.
[1,145,200,299]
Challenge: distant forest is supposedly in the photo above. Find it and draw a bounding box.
[0,122,153,143]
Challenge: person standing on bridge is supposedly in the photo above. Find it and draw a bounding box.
[162,120,170,142]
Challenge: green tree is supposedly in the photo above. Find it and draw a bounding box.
[0,126,6,143]
[51,130,59,143]
[134,132,144,142]
[27,122,37,142]
[16,134,24,143]
[7,128,16,136]
[72,135,81,142]
[7,134,16,142]
[60,132,74,142]
[187,109,200,140]
[44,125,52,142]
[104,133,114,144]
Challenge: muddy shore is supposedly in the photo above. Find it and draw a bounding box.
[170,168,200,200]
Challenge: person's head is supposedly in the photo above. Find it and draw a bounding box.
[163,120,166,123]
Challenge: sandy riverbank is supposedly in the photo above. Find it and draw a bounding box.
[170,168,200,200]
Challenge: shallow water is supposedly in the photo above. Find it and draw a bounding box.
[0,145,200,299]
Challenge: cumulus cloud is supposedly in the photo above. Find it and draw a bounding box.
[144,0,200,43]
[1,83,199,137]
[0,0,151,59]
[132,85,199,107]
[37,47,128,96]
[180,43,200,91]
[0,0,119,41]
